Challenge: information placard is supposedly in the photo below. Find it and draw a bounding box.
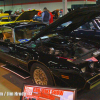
[20,84,77,100]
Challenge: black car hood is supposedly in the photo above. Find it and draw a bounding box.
[31,5,100,41]
[15,9,39,21]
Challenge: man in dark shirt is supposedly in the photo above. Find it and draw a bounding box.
[42,7,50,25]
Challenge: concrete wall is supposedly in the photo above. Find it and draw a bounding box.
[0,0,96,13]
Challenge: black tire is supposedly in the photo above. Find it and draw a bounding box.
[30,63,54,86]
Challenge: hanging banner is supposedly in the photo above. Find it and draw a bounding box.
[20,84,77,100]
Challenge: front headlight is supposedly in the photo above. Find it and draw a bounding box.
[81,67,86,73]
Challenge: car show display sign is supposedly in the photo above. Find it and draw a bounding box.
[20,84,77,100]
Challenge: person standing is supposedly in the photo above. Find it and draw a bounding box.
[41,7,50,25]
[16,10,20,15]
[37,10,42,16]
[48,10,53,24]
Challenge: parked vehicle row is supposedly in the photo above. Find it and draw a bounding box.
[0,9,39,25]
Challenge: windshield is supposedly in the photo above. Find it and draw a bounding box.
[14,24,46,43]
[57,20,95,31]
[57,21,72,30]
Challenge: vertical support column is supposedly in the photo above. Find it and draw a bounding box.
[63,0,67,15]
[86,0,87,4]
[12,0,13,11]
[0,0,4,12]
[3,0,5,12]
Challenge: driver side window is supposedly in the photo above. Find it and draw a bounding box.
[78,22,94,30]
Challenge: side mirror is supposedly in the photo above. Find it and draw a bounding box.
[4,39,10,42]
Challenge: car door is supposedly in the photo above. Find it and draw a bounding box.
[94,30,100,40]
[0,27,18,66]
[14,45,32,71]
[76,29,95,39]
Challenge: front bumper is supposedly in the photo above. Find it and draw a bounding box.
[84,74,100,89]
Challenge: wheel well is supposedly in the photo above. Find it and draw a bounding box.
[28,61,37,72]
[28,61,56,86]
[28,61,49,72]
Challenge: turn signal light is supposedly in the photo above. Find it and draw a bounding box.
[61,75,69,79]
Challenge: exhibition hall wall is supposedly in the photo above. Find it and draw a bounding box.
[0,0,96,13]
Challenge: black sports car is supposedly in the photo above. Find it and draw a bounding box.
[58,17,100,41]
[68,19,100,41]
[1,5,100,91]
